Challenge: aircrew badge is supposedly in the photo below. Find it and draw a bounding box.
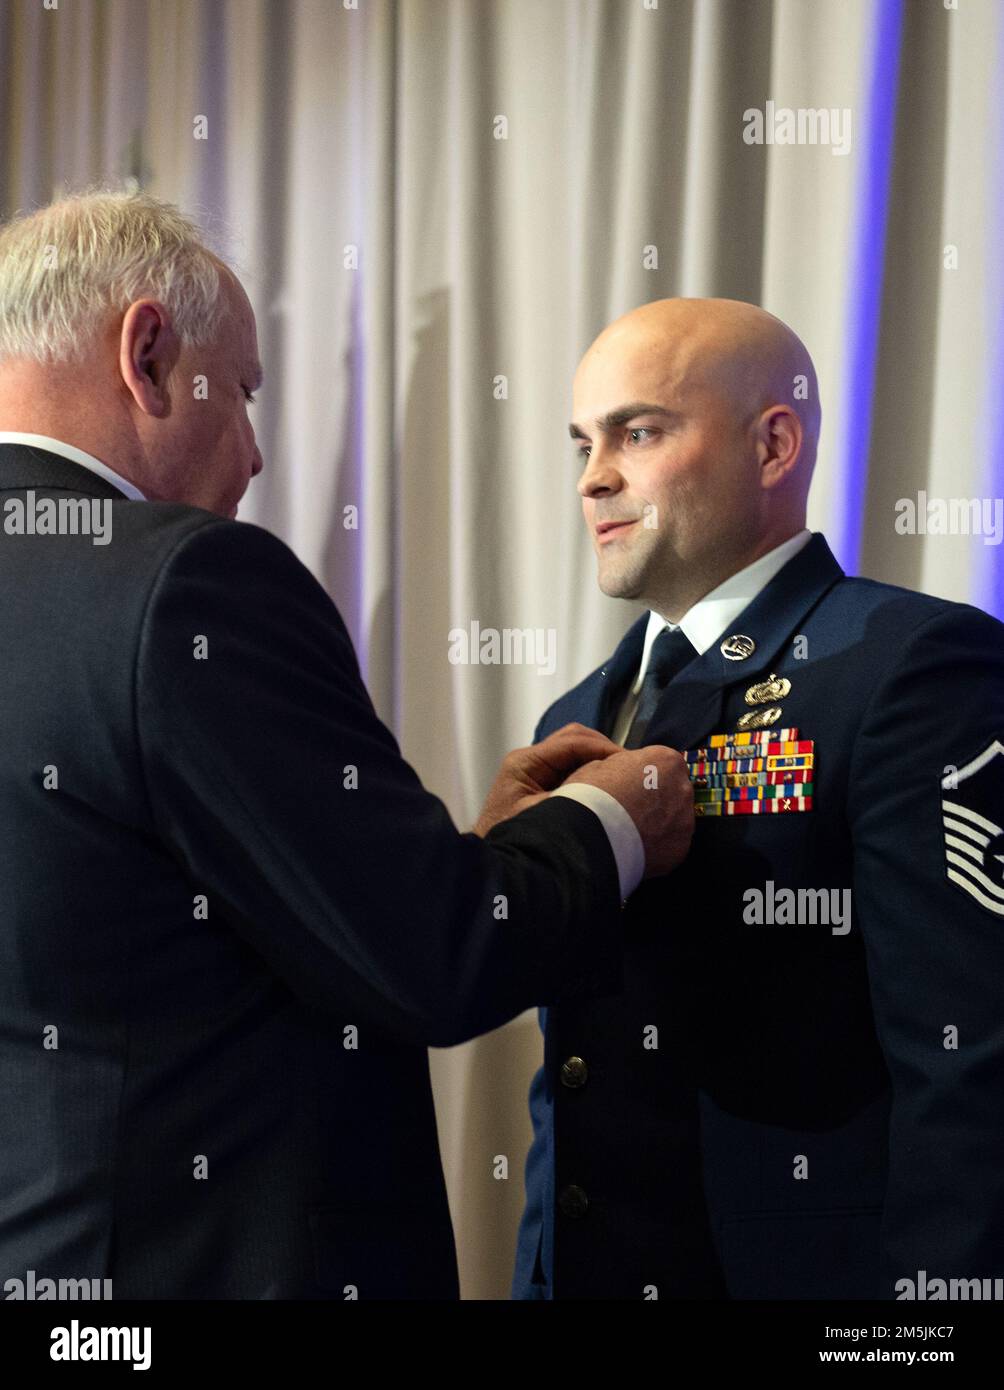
[685,727,815,817]
[941,739,1004,917]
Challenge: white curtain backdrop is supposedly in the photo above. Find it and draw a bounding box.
[2,0,1002,1297]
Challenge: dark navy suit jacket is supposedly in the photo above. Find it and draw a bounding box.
[0,444,621,1299]
[513,532,1004,1299]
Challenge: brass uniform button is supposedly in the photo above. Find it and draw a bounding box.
[560,1056,588,1089]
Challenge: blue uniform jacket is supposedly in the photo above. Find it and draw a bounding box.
[513,532,1004,1300]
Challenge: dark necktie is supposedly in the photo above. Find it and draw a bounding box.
[623,626,696,748]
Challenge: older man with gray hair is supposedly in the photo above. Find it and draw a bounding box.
[0,192,694,1299]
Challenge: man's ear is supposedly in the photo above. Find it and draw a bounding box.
[755,404,803,489]
[119,300,179,418]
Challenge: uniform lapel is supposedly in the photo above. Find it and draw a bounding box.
[589,614,649,738]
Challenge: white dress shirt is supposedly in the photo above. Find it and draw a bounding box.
[0,431,147,500]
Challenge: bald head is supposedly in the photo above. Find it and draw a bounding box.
[571,298,820,619]
[581,298,820,468]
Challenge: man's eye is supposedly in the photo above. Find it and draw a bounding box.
[576,444,592,460]
[628,427,656,443]
[243,388,257,404]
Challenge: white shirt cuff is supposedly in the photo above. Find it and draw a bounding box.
[551,784,645,901]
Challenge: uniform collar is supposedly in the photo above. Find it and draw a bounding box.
[0,433,146,500]
[589,532,843,746]
[635,530,813,688]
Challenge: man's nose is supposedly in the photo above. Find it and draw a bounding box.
[251,447,264,478]
[576,444,622,499]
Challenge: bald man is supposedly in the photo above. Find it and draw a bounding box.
[513,297,1004,1301]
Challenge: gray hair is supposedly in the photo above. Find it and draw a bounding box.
[0,190,231,365]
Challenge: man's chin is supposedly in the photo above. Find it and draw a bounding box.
[597,568,644,601]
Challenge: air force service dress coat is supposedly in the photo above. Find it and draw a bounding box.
[514,532,1004,1300]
